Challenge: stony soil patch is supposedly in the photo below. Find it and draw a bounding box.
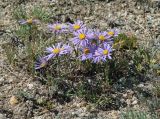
[0,0,159,118]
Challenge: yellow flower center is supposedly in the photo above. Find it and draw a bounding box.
[73,24,81,30]
[52,48,60,54]
[108,31,114,36]
[99,35,106,41]
[103,50,109,55]
[27,19,33,24]
[55,25,61,30]
[83,48,90,54]
[40,62,46,68]
[79,33,86,40]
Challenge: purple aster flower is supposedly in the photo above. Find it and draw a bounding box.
[45,42,72,60]
[19,18,39,25]
[107,29,119,38]
[96,30,111,43]
[86,29,97,40]
[48,22,68,34]
[35,56,48,69]
[86,29,100,46]
[79,44,97,61]
[71,28,90,47]
[69,20,85,31]
[80,48,93,61]
[93,43,112,63]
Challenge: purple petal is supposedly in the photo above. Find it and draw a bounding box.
[46,47,53,53]
[46,54,55,60]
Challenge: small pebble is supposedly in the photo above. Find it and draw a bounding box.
[0,77,4,83]
[132,100,138,105]
[138,83,144,88]
[0,113,6,119]
[27,83,34,89]
[126,99,131,105]
[122,93,128,98]
[9,96,18,106]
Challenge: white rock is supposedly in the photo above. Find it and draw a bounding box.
[131,96,138,102]
[34,116,43,119]
[0,77,4,82]
[126,99,131,105]
[27,83,34,89]
[0,113,6,119]
[122,93,128,98]
[138,84,144,88]
[132,100,138,105]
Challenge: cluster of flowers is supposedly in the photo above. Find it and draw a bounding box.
[19,19,119,69]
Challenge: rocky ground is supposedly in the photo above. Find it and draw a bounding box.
[0,0,160,119]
